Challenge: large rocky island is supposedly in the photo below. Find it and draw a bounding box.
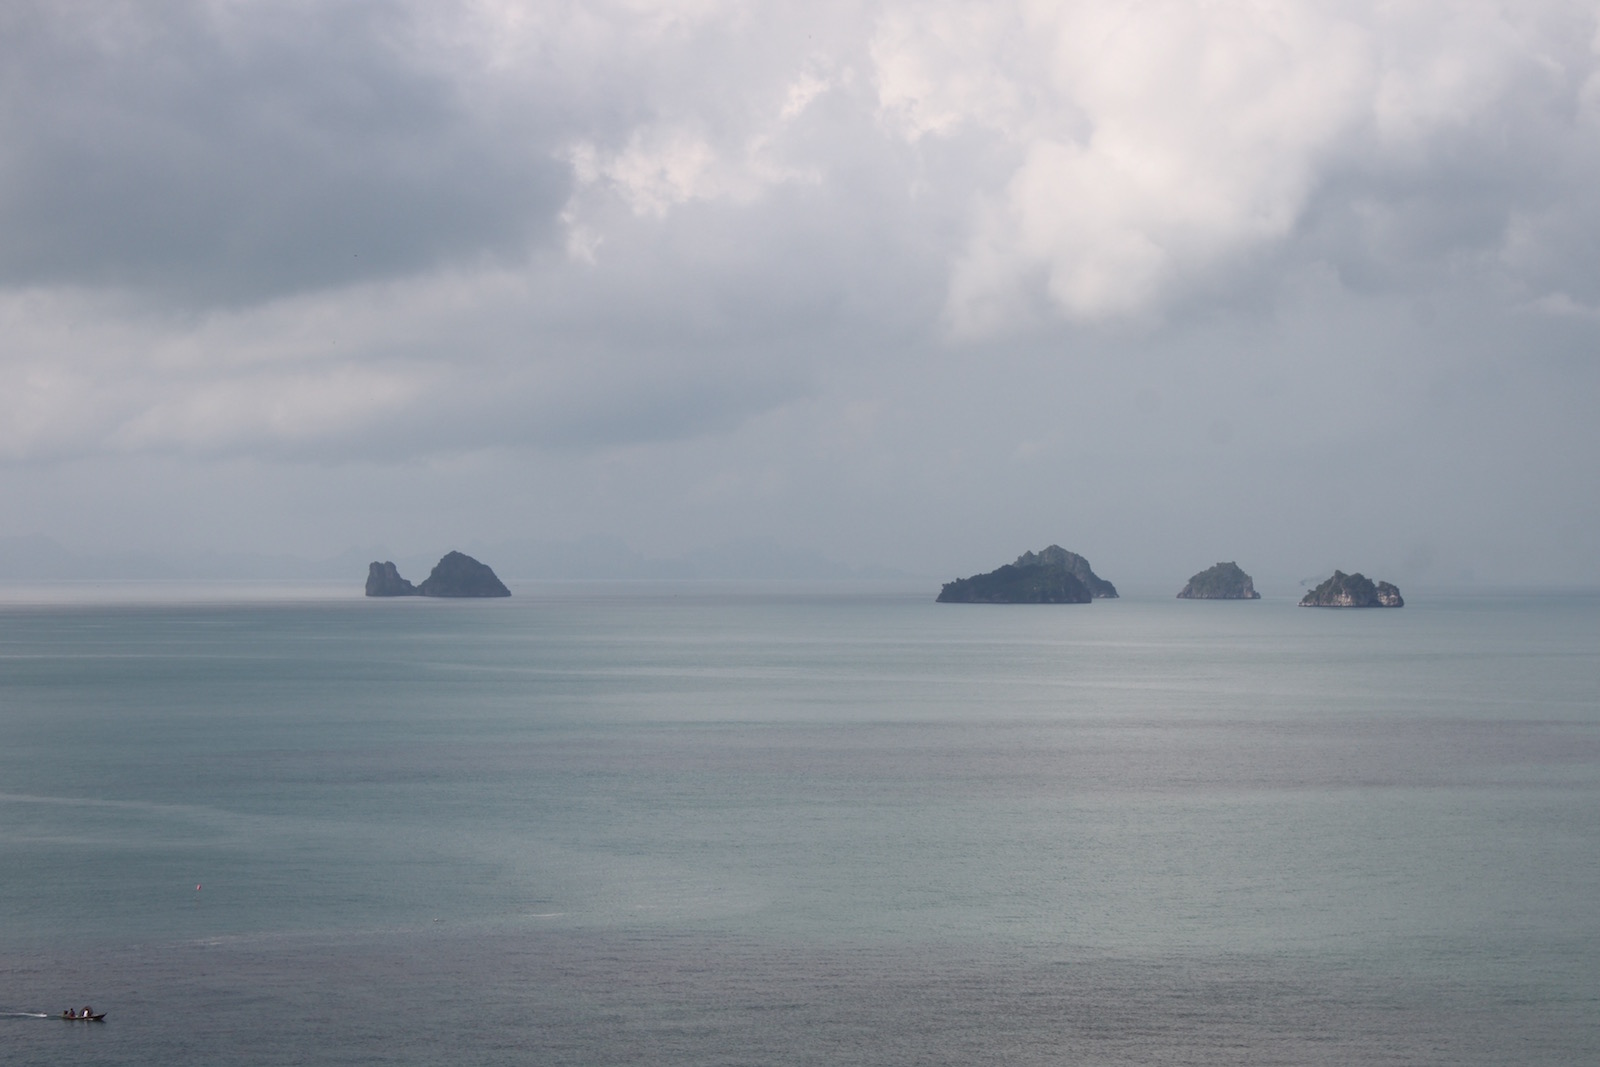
[1177,561,1260,599]
[1011,545,1118,598]
[1299,570,1403,608]
[365,551,511,598]
[937,546,1115,604]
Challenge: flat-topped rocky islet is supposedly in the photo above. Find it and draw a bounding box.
[1177,561,1260,599]
[365,551,511,598]
[365,560,417,596]
[937,545,1115,604]
[1299,570,1403,608]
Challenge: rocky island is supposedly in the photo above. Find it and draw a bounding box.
[1299,570,1403,608]
[1011,545,1118,598]
[365,561,417,596]
[937,546,1115,604]
[365,551,511,598]
[1177,561,1260,599]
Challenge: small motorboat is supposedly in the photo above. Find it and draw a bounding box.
[60,1010,105,1021]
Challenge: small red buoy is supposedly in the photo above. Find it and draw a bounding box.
[196,884,202,891]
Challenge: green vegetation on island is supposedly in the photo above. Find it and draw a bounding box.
[937,563,1092,603]
[1177,561,1260,599]
[937,545,1115,604]
[1012,545,1118,598]
[1299,570,1403,608]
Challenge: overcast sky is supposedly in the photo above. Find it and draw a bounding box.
[3,0,1598,589]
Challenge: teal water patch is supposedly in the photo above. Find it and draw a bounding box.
[2,586,1598,1063]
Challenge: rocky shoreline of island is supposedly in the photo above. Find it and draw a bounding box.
[1297,570,1403,608]
[937,545,1116,604]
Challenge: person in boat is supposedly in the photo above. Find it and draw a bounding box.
[82,1006,93,1018]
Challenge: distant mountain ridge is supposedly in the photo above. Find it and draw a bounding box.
[0,535,911,583]
[0,535,385,581]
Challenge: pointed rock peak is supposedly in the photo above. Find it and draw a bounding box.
[1012,545,1118,598]
[1177,561,1260,599]
[417,551,511,598]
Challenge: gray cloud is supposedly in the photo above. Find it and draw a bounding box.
[0,1,567,303]
[2,0,1599,586]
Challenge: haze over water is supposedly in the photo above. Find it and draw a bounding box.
[3,583,1598,1065]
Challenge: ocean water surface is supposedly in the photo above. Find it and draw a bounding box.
[2,582,1597,1064]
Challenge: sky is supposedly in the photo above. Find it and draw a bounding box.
[2,0,1599,590]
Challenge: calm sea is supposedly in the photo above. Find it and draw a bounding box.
[2,582,1597,1065]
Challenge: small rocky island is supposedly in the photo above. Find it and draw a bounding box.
[365,551,511,598]
[1177,561,1260,599]
[1299,570,1403,608]
[937,545,1115,604]
[365,561,416,596]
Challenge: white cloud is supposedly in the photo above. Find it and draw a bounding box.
[0,283,444,459]
[559,61,834,244]
[871,1,1600,332]
[4,0,1600,471]
[567,129,727,218]
[110,367,432,453]
[1526,291,1600,319]
[881,1,1375,329]
[872,6,1033,141]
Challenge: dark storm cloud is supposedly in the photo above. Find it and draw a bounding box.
[0,0,566,304]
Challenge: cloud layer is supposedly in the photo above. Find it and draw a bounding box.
[3,0,1599,582]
